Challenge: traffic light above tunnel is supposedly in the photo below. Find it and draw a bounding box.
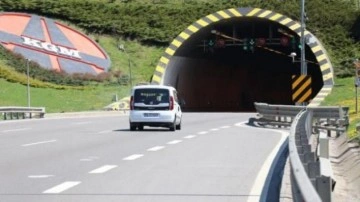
[153,7,334,112]
[199,24,302,56]
[162,18,321,111]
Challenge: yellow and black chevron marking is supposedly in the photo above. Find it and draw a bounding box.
[151,7,334,106]
[292,75,312,103]
[307,86,332,107]
[151,8,242,85]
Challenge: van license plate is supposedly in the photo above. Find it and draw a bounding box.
[144,113,159,117]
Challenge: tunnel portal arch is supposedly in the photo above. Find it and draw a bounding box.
[151,7,334,110]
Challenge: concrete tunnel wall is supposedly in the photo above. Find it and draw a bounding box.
[151,7,335,112]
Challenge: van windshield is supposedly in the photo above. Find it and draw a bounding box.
[134,88,169,105]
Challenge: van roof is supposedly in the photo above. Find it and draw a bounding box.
[131,85,176,91]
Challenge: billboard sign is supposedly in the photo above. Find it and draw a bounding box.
[0,12,110,75]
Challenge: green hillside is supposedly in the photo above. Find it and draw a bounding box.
[0,0,359,119]
[0,34,164,112]
[1,0,359,76]
[0,78,130,112]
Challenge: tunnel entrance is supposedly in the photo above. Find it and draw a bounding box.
[152,8,334,112]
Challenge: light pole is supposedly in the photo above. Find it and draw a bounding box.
[26,59,31,108]
[289,52,303,74]
[354,59,360,113]
[118,44,132,87]
[300,0,307,75]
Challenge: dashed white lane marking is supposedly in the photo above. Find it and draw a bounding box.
[80,156,99,162]
[147,146,165,151]
[98,130,112,134]
[80,156,99,161]
[184,135,196,139]
[43,181,81,194]
[21,140,57,147]
[2,128,31,133]
[197,131,208,135]
[123,154,144,160]
[28,175,54,179]
[220,125,230,129]
[167,140,182,145]
[210,128,219,131]
[89,165,117,174]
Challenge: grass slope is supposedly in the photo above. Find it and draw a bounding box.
[97,35,164,83]
[323,77,360,138]
[0,35,165,113]
[0,18,359,140]
[0,79,131,113]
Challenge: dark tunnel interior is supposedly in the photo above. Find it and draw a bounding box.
[163,17,324,112]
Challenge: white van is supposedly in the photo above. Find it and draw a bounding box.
[129,85,182,131]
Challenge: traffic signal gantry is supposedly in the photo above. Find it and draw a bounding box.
[204,36,299,53]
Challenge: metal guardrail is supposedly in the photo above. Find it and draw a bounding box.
[253,102,349,132]
[289,109,335,202]
[289,110,322,202]
[253,102,340,201]
[309,106,349,135]
[254,102,305,126]
[0,106,46,120]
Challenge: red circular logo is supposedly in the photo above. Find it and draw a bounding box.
[0,12,110,75]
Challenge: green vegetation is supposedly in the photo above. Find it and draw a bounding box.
[0,34,163,112]
[0,47,109,87]
[1,0,359,76]
[322,77,360,139]
[0,78,130,112]
[0,0,359,141]
[97,36,164,83]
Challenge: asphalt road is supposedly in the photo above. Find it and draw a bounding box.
[0,112,286,202]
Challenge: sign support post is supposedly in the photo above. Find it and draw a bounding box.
[355,59,360,114]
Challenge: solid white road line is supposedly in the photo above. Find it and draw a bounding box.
[167,140,182,145]
[123,154,144,160]
[28,175,54,179]
[89,165,117,174]
[247,130,288,202]
[147,146,165,152]
[234,121,248,127]
[43,181,81,194]
[21,140,57,147]
[197,131,208,135]
[184,135,196,139]
[1,128,31,133]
